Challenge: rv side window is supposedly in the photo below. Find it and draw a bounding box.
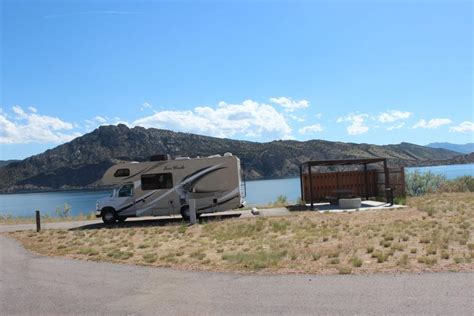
[141,173,173,190]
[114,168,130,177]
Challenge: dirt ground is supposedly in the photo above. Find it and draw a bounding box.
[7,192,474,275]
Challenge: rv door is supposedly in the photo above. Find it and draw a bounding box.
[114,183,136,216]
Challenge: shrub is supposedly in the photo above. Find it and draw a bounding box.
[55,203,72,218]
[440,176,474,193]
[273,195,288,206]
[417,256,437,266]
[142,253,157,263]
[397,254,409,267]
[372,251,386,263]
[337,266,352,274]
[327,258,340,265]
[394,196,406,205]
[406,172,473,196]
[350,257,363,267]
[405,171,446,196]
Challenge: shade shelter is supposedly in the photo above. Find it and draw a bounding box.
[299,158,394,210]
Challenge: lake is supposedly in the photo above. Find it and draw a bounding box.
[1,163,472,217]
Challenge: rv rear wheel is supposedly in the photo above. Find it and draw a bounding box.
[180,206,201,222]
[101,208,117,224]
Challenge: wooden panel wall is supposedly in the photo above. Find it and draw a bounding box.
[302,167,406,203]
[302,170,378,202]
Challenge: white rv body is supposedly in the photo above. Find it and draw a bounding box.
[96,154,245,223]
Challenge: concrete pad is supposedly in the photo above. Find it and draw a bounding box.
[308,201,406,213]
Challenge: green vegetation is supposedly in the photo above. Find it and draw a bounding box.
[55,203,72,218]
[405,172,474,196]
[405,171,447,196]
[272,195,288,207]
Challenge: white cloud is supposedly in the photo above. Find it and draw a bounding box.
[12,105,26,117]
[289,114,306,122]
[0,106,81,144]
[413,118,452,129]
[337,113,369,135]
[28,106,38,113]
[140,102,153,111]
[387,122,405,131]
[449,121,474,133]
[133,99,292,140]
[315,113,323,119]
[269,97,309,112]
[94,116,107,123]
[377,110,411,123]
[299,124,323,135]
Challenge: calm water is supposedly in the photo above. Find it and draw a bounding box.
[1,163,472,217]
[406,163,474,180]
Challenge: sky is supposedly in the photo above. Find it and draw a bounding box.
[1,0,473,160]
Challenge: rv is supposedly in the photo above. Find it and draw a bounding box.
[96,153,245,224]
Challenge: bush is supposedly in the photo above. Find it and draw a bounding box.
[273,195,288,206]
[350,256,363,267]
[55,203,72,218]
[405,171,474,196]
[440,176,474,193]
[405,171,446,196]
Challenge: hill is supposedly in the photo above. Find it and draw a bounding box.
[0,160,20,168]
[0,124,464,192]
[427,142,474,154]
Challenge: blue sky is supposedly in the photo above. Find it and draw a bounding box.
[1,0,473,160]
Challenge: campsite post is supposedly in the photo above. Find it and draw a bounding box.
[35,210,41,232]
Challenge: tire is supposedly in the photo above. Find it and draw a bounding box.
[101,208,117,224]
[180,206,190,222]
[180,206,201,222]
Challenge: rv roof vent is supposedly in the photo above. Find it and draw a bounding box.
[150,154,170,161]
[223,152,233,157]
[175,157,190,160]
[208,154,221,158]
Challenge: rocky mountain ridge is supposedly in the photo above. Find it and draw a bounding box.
[0,124,468,192]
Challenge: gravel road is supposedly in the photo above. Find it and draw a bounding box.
[1,235,473,315]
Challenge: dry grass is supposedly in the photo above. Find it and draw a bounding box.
[0,213,97,225]
[6,192,474,274]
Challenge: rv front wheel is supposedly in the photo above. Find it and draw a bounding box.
[101,208,117,224]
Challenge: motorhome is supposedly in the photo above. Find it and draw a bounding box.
[96,153,245,224]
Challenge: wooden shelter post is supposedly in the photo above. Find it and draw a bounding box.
[383,159,390,203]
[364,163,369,200]
[308,164,314,210]
[299,164,304,204]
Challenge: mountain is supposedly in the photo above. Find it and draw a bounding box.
[0,160,20,168]
[427,142,474,154]
[416,152,474,167]
[0,124,465,192]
